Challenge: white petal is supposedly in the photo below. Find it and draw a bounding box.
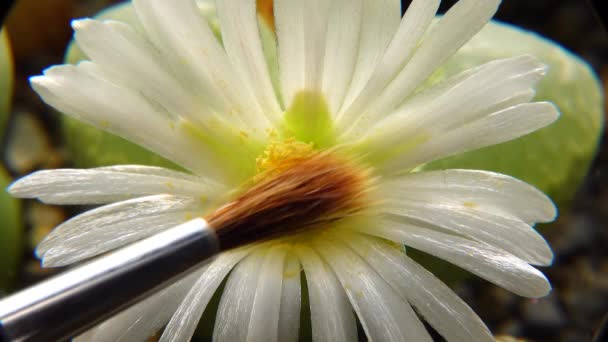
[381,61,481,117]
[159,248,253,342]
[382,169,557,224]
[340,232,493,342]
[8,166,222,205]
[37,195,200,266]
[274,0,331,106]
[278,252,301,342]
[364,219,552,298]
[213,248,267,341]
[274,0,305,107]
[246,245,288,342]
[340,0,401,112]
[75,266,204,342]
[72,19,213,125]
[30,64,227,178]
[314,235,432,342]
[95,165,216,182]
[301,0,332,90]
[320,0,364,114]
[381,102,559,172]
[294,244,357,342]
[381,187,553,265]
[215,0,281,122]
[361,0,501,116]
[132,0,270,133]
[356,55,546,144]
[338,0,439,126]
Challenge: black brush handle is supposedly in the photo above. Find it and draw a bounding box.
[0,218,219,342]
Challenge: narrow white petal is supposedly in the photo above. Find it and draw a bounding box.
[362,0,501,116]
[340,233,493,342]
[294,244,357,342]
[94,165,217,183]
[382,169,557,224]
[338,0,439,125]
[302,0,331,89]
[9,166,222,205]
[131,0,227,112]
[274,0,305,107]
[278,252,301,342]
[215,0,281,121]
[314,235,432,342]
[213,249,267,341]
[381,203,554,266]
[75,266,204,342]
[132,0,270,133]
[274,0,331,105]
[381,62,481,116]
[363,220,552,298]
[30,64,227,178]
[37,195,200,266]
[352,55,546,146]
[320,0,364,114]
[247,245,288,342]
[388,56,544,134]
[160,248,253,342]
[340,0,401,111]
[73,19,212,124]
[381,102,559,171]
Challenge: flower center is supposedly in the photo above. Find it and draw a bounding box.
[254,138,314,181]
[208,143,372,247]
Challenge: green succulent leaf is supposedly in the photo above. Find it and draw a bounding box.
[0,29,20,292]
[0,166,22,292]
[0,29,14,137]
[423,20,604,209]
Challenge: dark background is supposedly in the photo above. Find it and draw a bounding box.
[1,1,606,341]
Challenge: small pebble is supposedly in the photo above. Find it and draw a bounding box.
[550,215,595,257]
[494,335,529,342]
[5,110,62,174]
[521,294,567,332]
[496,319,524,337]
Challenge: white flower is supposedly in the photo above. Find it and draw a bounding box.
[10,0,559,341]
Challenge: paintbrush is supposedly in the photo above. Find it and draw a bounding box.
[0,152,367,342]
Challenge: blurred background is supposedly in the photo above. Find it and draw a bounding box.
[0,0,606,341]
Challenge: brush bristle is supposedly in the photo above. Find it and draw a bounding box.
[206,152,369,249]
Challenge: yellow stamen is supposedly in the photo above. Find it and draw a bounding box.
[255,138,314,180]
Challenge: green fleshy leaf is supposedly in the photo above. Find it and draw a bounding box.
[62,115,179,169]
[0,29,20,292]
[62,0,221,169]
[0,167,22,292]
[423,20,604,208]
[0,29,14,136]
[284,91,336,148]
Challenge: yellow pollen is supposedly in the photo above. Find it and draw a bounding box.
[463,201,477,209]
[255,138,314,180]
